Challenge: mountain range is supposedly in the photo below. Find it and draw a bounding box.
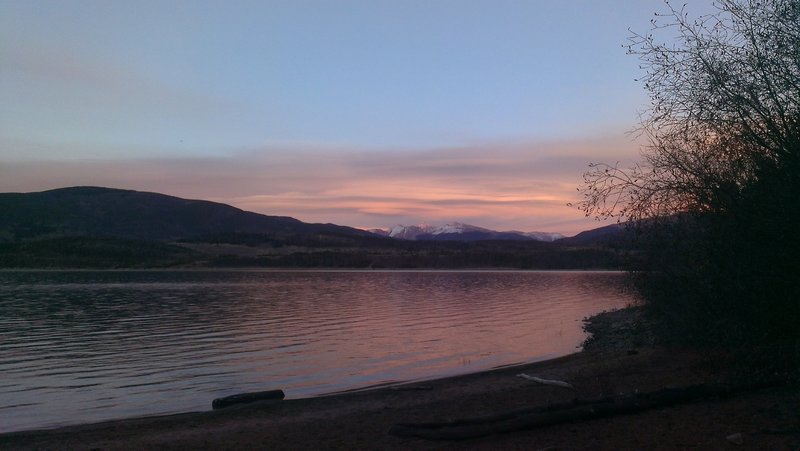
[0,186,632,269]
[369,223,565,242]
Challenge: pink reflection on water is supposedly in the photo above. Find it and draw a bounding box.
[222,271,635,397]
[0,270,635,432]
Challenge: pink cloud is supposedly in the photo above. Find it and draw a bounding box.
[0,136,641,235]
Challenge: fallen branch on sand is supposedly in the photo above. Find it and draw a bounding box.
[212,389,285,409]
[517,373,574,389]
[389,381,780,441]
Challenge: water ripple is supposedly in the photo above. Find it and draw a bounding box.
[0,270,635,433]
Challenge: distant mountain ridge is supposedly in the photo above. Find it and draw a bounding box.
[0,186,633,269]
[0,186,372,242]
[0,187,628,246]
[369,222,565,242]
[556,223,629,246]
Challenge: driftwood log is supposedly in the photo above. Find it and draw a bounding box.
[517,373,575,389]
[212,389,285,409]
[389,381,778,440]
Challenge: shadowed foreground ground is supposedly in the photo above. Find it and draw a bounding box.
[2,314,798,450]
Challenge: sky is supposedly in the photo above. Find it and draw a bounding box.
[0,1,708,235]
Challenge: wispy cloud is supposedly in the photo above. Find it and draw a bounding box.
[0,136,640,235]
[0,40,257,159]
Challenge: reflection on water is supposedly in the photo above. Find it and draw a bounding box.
[0,270,635,432]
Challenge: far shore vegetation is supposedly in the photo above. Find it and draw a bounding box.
[0,233,630,270]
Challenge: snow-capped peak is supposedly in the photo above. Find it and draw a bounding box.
[523,231,566,242]
[430,222,490,235]
[387,224,433,239]
[376,222,563,242]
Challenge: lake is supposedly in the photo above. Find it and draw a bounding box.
[0,270,635,433]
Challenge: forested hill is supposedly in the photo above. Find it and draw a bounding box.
[0,186,372,242]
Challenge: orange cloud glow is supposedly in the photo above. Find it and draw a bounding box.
[0,136,641,235]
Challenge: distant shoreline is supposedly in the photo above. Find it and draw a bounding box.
[0,267,629,272]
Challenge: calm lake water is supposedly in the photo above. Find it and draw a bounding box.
[0,270,635,432]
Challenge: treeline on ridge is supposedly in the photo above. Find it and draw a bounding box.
[0,233,632,270]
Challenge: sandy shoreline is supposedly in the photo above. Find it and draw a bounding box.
[2,311,798,450]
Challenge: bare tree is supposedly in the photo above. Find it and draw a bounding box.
[576,0,800,223]
[573,1,800,349]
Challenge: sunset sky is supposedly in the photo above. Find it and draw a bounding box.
[0,1,713,235]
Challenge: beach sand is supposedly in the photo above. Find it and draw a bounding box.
[2,311,798,450]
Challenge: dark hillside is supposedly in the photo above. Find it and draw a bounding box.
[415,231,535,241]
[0,186,372,242]
[557,223,631,246]
[0,236,197,268]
